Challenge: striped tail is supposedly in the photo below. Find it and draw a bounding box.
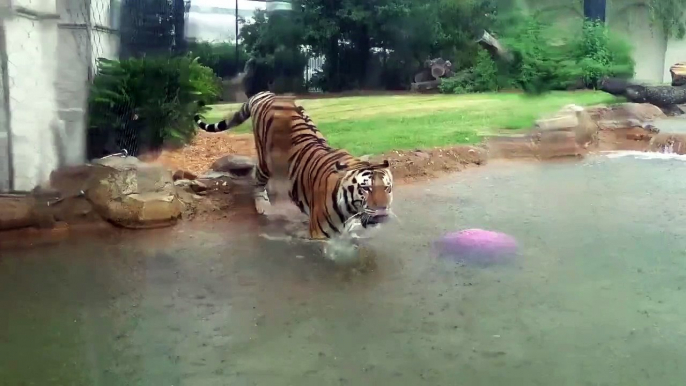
[194,101,251,133]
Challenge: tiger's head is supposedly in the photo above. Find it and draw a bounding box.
[335,159,394,227]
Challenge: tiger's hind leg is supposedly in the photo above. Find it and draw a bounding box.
[252,165,271,215]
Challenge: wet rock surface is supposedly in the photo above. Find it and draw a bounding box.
[85,156,184,229]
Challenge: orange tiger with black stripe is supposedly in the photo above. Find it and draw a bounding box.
[194,91,394,240]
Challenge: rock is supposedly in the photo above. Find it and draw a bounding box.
[533,131,580,159]
[535,105,598,149]
[595,103,666,130]
[172,170,198,181]
[617,103,666,121]
[670,62,686,86]
[0,195,36,230]
[85,156,183,229]
[50,164,93,197]
[534,107,579,131]
[572,108,599,148]
[210,155,255,177]
[174,179,209,195]
[412,150,431,159]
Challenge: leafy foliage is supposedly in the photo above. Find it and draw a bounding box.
[563,20,635,89]
[441,14,635,95]
[232,0,651,93]
[240,9,309,92]
[188,41,249,79]
[439,49,501,94]
[88,56,219,152]
[237,0,496,92]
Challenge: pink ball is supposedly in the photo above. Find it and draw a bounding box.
[437,228,519,265]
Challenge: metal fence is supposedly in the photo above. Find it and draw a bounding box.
[0,0,193,192]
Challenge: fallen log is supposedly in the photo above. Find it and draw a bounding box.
[411,79,443,92]
[599,77,686,108]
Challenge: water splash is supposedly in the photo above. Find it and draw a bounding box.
[601,150,686,161]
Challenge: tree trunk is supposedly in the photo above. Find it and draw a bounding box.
[477,31,512,62]
[325,35,341,92]
[353,27,371,88]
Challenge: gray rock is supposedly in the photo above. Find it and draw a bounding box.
[210,155,255,177]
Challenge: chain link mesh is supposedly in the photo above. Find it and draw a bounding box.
[0,0,193,191]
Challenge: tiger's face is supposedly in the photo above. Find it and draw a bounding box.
[337,160,394,227]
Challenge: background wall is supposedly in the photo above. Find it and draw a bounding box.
[0,0,119,192]
[519,0,683,84]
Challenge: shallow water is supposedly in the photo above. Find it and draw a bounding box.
[2,154,686,386]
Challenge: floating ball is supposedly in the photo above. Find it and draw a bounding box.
[437,228,519,265]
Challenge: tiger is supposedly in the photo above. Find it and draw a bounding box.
[193,91,394,240]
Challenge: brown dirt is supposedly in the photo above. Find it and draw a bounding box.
[153,131,489,223]
[156,131,487,183]
[157,131,257,176]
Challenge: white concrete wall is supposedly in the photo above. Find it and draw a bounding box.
[0,26,9,192]
[4,12,61,191]
[1,0,119,191]
[607,2,668,84]
[663,15,686,83]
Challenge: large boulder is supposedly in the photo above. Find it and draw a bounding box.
[0,196,36,230]
[534,104,598,149]
[85,156,183,229]
[670,62,686,87]
[593,103,665,131]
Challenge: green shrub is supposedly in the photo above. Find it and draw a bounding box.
[563,20,635,89]
[498,14,567,94]
[439,69,475,94]
[495,15,635,93]
[88,56,219,153]
[439,48,503,94]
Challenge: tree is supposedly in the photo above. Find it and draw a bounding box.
[239,0,503,91]
[240,9,308,92]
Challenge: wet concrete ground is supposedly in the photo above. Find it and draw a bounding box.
[2,154,686,386]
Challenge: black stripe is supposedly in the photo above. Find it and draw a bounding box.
[331,180,347,224]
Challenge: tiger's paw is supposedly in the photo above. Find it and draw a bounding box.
[253,191,271,215]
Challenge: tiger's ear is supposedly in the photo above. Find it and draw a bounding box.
[380,159,390,168]
[335,161,348,171]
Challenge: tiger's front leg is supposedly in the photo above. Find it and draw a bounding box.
[253,188,271,215]
[252,167,271,215]
[308,220,329,240]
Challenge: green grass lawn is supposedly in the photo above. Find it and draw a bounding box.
[203,91,619,155]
